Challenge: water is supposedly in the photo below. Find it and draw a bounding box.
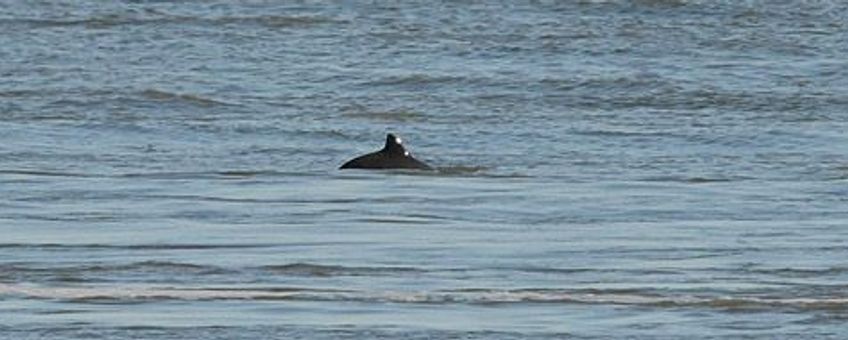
[2,1,847,338]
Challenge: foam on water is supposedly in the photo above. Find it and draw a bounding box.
[4,283,847,312]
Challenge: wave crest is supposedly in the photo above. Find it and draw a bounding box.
[4,284,846,311]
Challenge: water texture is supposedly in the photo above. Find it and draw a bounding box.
[1,1,847,339]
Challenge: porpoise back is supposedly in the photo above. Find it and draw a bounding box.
[339,134,432,170]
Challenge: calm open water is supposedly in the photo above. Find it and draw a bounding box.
[2,1,848,339]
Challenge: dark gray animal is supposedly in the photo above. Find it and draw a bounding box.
[340,134,432,170]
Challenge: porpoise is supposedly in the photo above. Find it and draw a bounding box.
[339,134,432,170]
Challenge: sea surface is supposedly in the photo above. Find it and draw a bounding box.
[2,1,847,339]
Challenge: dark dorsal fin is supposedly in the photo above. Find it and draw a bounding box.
[339,133,432,170]
[383,133,406,155]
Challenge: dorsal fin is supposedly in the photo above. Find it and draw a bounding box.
[383,133,406,155]
[339,133,431,170]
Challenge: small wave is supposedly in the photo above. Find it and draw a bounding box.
[341,166,523,179]
[341,108,427,122]
[630,0,689,8]
[0,243,272,251]
[547,74,670,94]
[0,169,97,178]
[1,284,327,303]
[362,74,467,87]
[0,261,229,278]
[5,14,341,30]
[4,284,846,311]
[638,175,749,184]
[114,261,225,273]
[207,15,342,28]
[355,217,437,225]
[5,16,130,29]
[747,267,848,278]
[435,166,488,175]
[0,89,42,98]
[571,128,679,139]
[0,261,232,284]
[140,89,231,107]
[259,263,425,277]
[118,170,311,180]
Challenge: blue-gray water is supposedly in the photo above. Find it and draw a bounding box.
[2,1,847,339]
